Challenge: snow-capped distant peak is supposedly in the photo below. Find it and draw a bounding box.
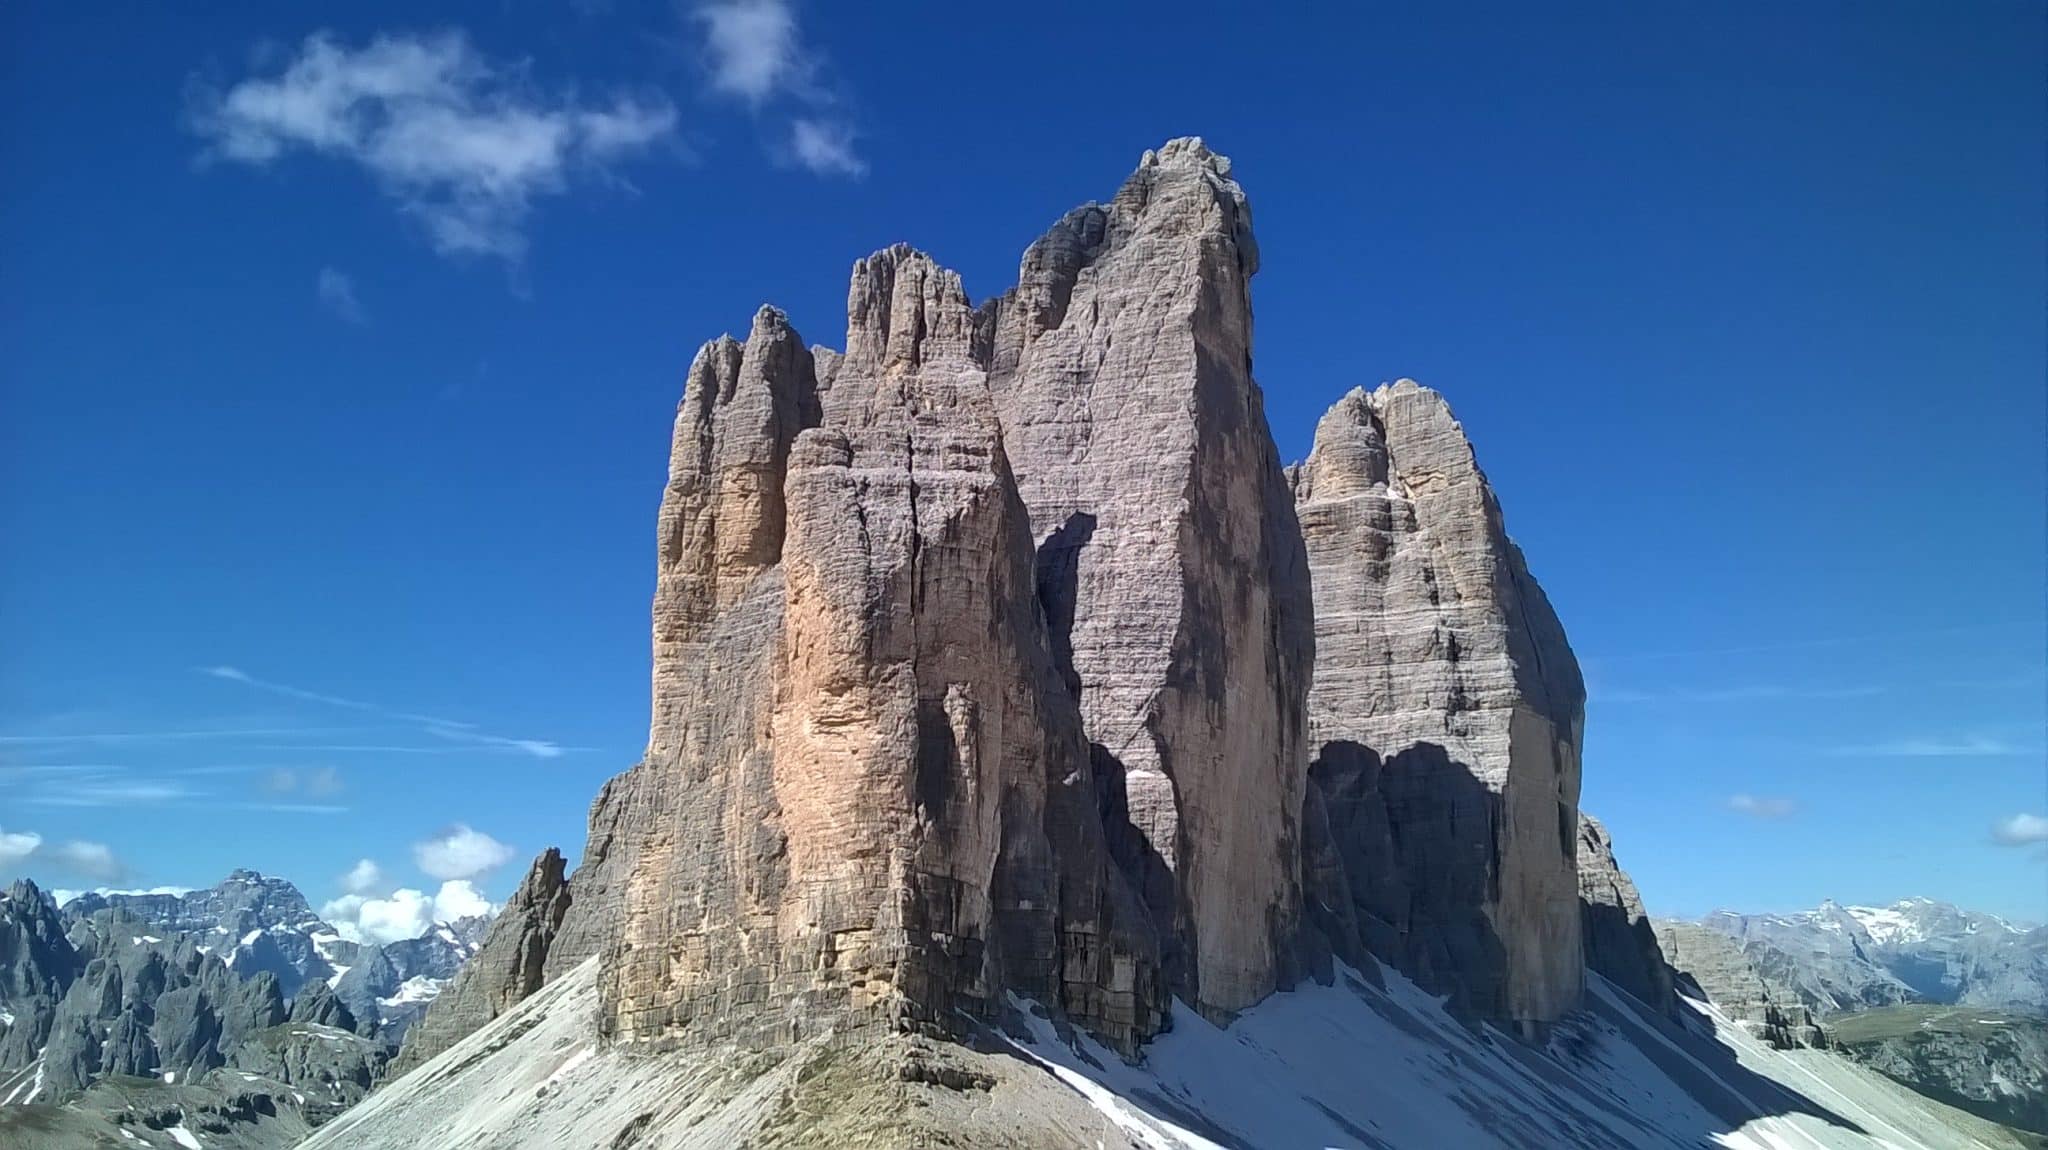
[1842,904,1920,946]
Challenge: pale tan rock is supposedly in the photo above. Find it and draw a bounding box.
[984,138,1314,1018]
[1294,380,1585,1030]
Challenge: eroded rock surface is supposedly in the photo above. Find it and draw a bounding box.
[983,138,1315,1017]
[1656,920,1830,1049]
[1293,381,1586,1029]
[1577,815,1676,1015]
[396,140,1604,1077]
[387,848,572,1077]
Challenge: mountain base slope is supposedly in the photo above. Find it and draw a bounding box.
[302,956,2033,1150]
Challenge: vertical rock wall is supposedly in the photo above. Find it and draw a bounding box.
[1294,381,1586,1029]
[399,139,1610,1064]
[985,139,1315,1017]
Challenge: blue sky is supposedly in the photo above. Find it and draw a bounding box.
[3,2,2043,930]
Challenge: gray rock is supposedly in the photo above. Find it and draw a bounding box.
[1577,814,1676,1016]
[1655,919,1829,1049]
[385,847,571,1077]
[1293,381,1586,1030]
[0,879,81,1072]
[984,138,1315,1018]
[286,977,358,1033]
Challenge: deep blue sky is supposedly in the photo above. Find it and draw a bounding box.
[4,2,2043,926]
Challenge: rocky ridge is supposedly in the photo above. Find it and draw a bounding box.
[1681,899,2046,1018]
[391,138,1628,1106]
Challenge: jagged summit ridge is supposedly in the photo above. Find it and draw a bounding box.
[395,142,1606,1096]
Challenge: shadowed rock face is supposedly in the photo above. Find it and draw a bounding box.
[399,139,1607,1066]
[1293,382,1586,1029]
[982,139,1315,1018]
[1578,814,1677,1016]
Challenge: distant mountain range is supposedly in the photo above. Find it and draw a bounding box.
[1663,898,2047,1019]
[0,867,491,1143]
[56,870,487,1038]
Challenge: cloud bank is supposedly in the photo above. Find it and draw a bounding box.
[414,823,515,881]
[190,31,677,259]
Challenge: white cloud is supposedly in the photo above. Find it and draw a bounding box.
[0,828,43,868]
[341,858,383,894]
[190,31,677,260]
[694,0,807,104]
[27,780,193,807]
[414,824,514,880]
[317,267,366,322]
[197,665,569,758]
[786,118,864,177]
[1596,683,1886,704]
[48,840,126,881]
[1828,737,2024,758]
[689,2,866,177]
[260,766,346,796]
[1726,794,1797,820]
[1991,813,2048,846]
[431,878,494,921]
[321,879,497,943]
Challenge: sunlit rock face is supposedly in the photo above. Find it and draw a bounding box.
[405,140,1603,1065]
[1293,381,1587,1030]
[982,138,1316,1018]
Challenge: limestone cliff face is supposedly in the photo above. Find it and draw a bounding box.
[1656,920,1831,1050]
[388,848,571,1077]
[1293,381,1586,1029]
[398,140,1609,1067]
[1577,815,1676,1016]
[984,139,1315,1018]
[558,244,1165,1054]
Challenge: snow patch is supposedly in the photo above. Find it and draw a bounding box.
[165,1123,202,1149]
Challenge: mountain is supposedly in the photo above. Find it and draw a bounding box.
[0,877,378,1146]
[0,868,501,1145]
[311,138,2040,1149]
[1684,898,2046,1017]
[64,871,358,1000]
[329,922,482,1042]
[1829,1006,2048,1138]
[46,872,492,1045]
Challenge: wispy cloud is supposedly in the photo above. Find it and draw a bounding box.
[1827,737,2028,758]
[1597,683,1887,704]
[260,765,344,797]
[26,780,196,807]
[1726,794,1797,820]
[189,31,678,260]
[690,1,864,177]
[1588,620,2046,664]
[0,827,128,882]
[47,840,125,881]
[0,727,355,745]
[0,828,42,868]
[1991,813,2048,847]
[317,266,367,322]
[227,802,350,815]
[414,823,514,881]
[694,0,809,104]
[784,117,864,177]
[199,665,566,758]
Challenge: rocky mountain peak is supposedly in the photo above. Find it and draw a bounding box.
[1295,375,1585,1030]
[392,141,1605,1089]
